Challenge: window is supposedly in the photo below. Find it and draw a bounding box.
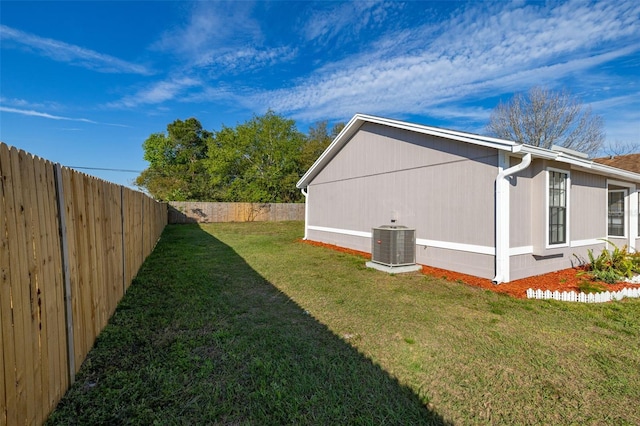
[548,170,567,245]
[608,190,626,237]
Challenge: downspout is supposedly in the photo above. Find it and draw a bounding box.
[301,187,309,240]
[493,152,532,284]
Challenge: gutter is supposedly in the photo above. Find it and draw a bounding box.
[301,187,309,240]
[493,152,532,284]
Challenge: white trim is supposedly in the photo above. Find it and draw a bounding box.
[509,246,533,256]
[308,226,536,258]
[490,241,606,255]
[605,180,638,245]
[307,225,497,255]
[494,152,510,281]
[633,189,639,239]
[302,187,309,240]
[606,187,628,239]
[571,238,604,247]
[416,238,494,255]
[545,167,571,249]
[307,225,371,238]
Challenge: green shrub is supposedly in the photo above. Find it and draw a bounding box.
[577,280,608,294]
[579,241,640,284]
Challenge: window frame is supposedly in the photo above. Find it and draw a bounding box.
[607,188,627,238]
[546,167,570,248]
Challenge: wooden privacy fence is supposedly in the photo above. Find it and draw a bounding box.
[0,143,167,425]
[168,201,304,224]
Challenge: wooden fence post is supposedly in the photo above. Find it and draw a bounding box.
[54,163,75,384]
[121,186,126,294]
[141,195,145,264]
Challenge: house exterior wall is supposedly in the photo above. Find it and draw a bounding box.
[508,156,532,249]
[507,159,637,281]
[303,117,639,282]
[307,122,499,279]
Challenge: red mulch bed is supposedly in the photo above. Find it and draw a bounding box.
[301,240,639,299]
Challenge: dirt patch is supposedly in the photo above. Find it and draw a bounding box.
[301,240,640,299]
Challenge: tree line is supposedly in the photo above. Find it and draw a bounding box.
[135,111,344,202]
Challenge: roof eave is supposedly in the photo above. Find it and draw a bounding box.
[297,114,640,189]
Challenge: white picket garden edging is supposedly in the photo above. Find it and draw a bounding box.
[526,287,640,303]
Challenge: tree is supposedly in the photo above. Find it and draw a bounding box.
[300,120,345,171]
[207,111,307,203]
[135,118,213,200]
[487,87,605,157]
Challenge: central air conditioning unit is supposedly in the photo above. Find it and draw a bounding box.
[371,225,416,267]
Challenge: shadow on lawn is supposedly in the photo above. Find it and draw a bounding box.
[48,225,449,425]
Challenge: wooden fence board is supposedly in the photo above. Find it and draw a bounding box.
[0,143,18,426]
[22,151,45,424]
[1,142,168,424]
[61,166,80,376]
[8,147,33,424]
[28,152,47,423]
[0,146,7,426]
[40,158,67,410]
[90,178,105,335]
[73,171,92,369]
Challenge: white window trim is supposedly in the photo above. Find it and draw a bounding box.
[605,179,637,249]
[636,190,640,239]
[545,167,570,249]
[607,189,627,238]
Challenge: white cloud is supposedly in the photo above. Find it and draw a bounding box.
[0,105,131,128]
[0,25,151,75]
[200,46,298,73]
[151,1,289,72]
[249,0,640,123]
[0,106,97,123]
[107,77,201,108]
[301,1,399,46]
[590,93,640,146]
[153,2,261,57]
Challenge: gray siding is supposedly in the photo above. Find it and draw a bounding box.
[571,170,607,241]
[509,161,633,280]
[305,122,638,282]
[509,158,532,249]
[307,122,498,279]
[509,243,604,281]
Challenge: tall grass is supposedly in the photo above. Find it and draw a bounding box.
[48,222,640,425]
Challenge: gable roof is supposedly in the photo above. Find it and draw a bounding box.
[593,153,640,174]
[296,114,640,188]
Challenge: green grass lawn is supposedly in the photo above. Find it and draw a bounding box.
[47,222,640,425]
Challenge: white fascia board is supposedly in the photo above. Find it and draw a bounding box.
[357,114,517,151]
[520,145,640,183]
[519,145,559,160]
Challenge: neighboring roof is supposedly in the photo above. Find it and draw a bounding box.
[593,153,640,174]
[296,114,640,188]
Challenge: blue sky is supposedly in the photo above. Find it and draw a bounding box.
[1,0,639,188]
